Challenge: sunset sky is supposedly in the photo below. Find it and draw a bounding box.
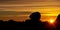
[0,0,60,22]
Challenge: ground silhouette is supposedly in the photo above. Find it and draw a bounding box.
[0,20,24,30]
[55,14,60,30]
[0,12,60,30]
[24,12,48,30]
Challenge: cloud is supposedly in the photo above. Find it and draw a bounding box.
[0,0,50,4]
[0,0,45,2]
[0,0,20,1]
[0,0,60,6]
[0,11,32,15]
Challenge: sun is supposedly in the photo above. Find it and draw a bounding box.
[49,19,55,24]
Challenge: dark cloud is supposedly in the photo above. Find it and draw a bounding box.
[0,0,59,2]
[0,0,45,1]
[0,0,60,5]
[0,11,32,15]
[0,0,47,4]
[0,11,55,15]
[0,0,19,1]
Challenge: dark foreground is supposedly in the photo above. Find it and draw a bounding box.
[0,20,58,30]
[0,12,60,30]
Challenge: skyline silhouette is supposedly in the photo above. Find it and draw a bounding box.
[0,12,60,30]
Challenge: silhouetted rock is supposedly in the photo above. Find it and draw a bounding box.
[55,14,60,30]
[0,20,3,23]
[25,12,48,30]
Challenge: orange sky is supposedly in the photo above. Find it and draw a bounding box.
[0,0,60,22]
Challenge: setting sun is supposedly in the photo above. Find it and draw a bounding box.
[49,19,55,24]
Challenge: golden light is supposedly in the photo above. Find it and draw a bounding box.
[48,19,55,24]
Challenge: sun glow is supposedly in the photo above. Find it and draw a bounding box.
[48,19,55,24]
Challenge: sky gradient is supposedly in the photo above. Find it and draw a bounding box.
[0,0,60,22]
